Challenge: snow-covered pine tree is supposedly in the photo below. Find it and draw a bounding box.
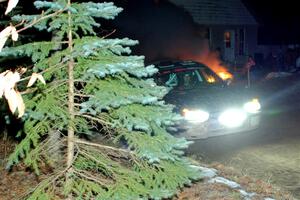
[1,1,200,199]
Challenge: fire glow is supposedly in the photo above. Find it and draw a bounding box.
[195,51,233,81]
[179,42,233,81]
[218,71,233,80]
[206,76,216,83]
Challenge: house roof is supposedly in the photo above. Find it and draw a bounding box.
[168,0,257,26]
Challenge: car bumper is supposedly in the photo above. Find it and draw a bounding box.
[176,113,260,140]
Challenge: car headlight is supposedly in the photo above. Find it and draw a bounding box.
[218,109,247,127]
[182,108,209,123]
[243,98,261,113]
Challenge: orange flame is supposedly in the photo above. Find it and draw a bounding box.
[194,51,233,81]
[179,41,233,81]
[206,76,216,83]
[218,71,233,80]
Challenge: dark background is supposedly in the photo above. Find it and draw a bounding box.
[109,0,300,53]
[242,0,300,44]
[1,0,300,57]
[2,0,300,45]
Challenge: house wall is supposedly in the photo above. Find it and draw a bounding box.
[245,26,258,56]
[208,25,293,72]
[245,27,290,69]
[208,25,225,53]
[208,25,259,68]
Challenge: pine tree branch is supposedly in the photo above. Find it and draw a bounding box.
[74,79,92,83]
[14,20,26,28]
[78,148,115,178]
[20,143,79,199]
[17,9,67,33]
[76,138,141,171]
[20,88,37,95]
[73,169,111,187]
[45,80,68,91]
[74,103,81,107]
[75,138,133,155]
[19,61,67,83]
[101,29,116,39]
[74,93,93,98]
[77,114,112,125]
[19,167,69,199]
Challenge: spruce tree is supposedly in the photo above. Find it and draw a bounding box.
[1,1,200,199]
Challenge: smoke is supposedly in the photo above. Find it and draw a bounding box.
[112,0,205,60]
[111,0,232,78]
[178,40,232,79]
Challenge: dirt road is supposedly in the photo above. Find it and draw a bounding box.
[187,76,300,198]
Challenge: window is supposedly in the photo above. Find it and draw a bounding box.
[156,68,221,89]
[224,31,231,48]
[206,28,211,40]
[165,73,178,87]
[157,69,202,88]
[239,29,245,55]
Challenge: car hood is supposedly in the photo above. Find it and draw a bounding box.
[164,85,257,113]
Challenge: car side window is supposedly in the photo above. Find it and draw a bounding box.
[157,69,205,88]
[194,70,203,82]
[165,73,178,87]
[156,73,178,87]
[180,71,201,87]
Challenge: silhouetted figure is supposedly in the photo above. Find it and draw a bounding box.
[241,56,256,87]
[215,47,222,61]
[242,56,256,75]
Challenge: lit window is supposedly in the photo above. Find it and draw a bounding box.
[224,31,231,48]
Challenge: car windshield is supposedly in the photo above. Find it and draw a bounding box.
[156,67,222,89]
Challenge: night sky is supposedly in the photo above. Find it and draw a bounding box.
[242,0,300,44]
[242,0,300,25]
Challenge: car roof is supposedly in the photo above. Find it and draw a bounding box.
[152,60,208,71]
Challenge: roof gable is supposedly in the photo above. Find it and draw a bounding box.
[168,0,257,25]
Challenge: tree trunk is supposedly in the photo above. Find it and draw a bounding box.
[67,0,75,169]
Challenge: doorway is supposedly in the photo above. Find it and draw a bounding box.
[224,30,235,62]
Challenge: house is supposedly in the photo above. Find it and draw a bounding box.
[168,0,259,67]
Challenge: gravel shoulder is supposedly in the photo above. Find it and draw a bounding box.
[0,138,295,200]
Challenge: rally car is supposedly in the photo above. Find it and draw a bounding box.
[154,60,261,139]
